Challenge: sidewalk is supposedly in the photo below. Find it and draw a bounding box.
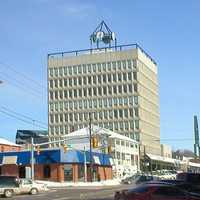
[36,179,121,189]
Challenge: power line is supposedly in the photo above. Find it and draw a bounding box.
[0,109,47,129]
[0,74,46,100]
[0,61,47,89]
[0,106,48,127]
[0,71,45,97]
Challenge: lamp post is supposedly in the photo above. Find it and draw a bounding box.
[89,112,93,182]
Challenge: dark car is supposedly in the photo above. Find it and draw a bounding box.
[161,173,200,195]
[114,183,200,200]
[122,174,159,185]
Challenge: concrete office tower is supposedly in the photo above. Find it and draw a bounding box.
[48,44,160,155]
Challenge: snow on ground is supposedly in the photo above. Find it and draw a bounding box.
[36,179,121,188]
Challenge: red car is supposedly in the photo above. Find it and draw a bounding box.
[114,183,200,200]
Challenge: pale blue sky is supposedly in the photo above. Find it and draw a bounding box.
[0,0,200,150]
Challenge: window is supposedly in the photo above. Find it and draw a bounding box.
[83,77,87,85]
[135,120,139,129]
[59,68,63,76]
[108,86,112,95]
[69,90,72,98]
[92,64,96,72]
[49,80,53,88]
[108,74,111,82]
[49,69,53,77]
[64,90,67,99]
[113,74,117,82]
[112,61,116,70]
[129,109,133,117]
[78,77,82,85]
[54,80,58,88]
[59,91,63,99]
[64,67,67,75]
[124,109,128,118]
[97,63,101,72]
[113,85,117,94]
[55,91,58,99]
[88,76,91,84]
[93,76,96,84]
[118,85,122,93]
[87,64,91,72]
[103,74,106,83]
[103,87,107,95]
[133,72,137,80]
[88,88,92,96]
[117,61,121,70]
[73,66,77,74]
[102,63,106,71]
[127,60,132,69]
[69,78,72,86]
[134,84,138,92]
[123,73,127,81]
[129,85,133,93]
[79,89,82,97]
[98,87,102,96]
[114,110,118,118]
[118,73,122,82]
[44,165,51,178]
[119,110,123,118]
[107,62,111,70]
[128,72,132,81]
[98,75,101,84]
[54,68,58,77]
[68,66,72,75]
[59,79,63,87]
[134,108,139,117]
[123,85,127,93]
[134,96,139,105]
[64,79,67,87]
[99,99,102,107]
[83,89,87,97]
[83,64,86,73]
[60,114,63,122]
[78,65,82,74]
[122,60,126,69]
[103,99,107,107]
[93,88,97,96]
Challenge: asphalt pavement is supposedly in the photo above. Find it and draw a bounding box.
[0,184,134,200]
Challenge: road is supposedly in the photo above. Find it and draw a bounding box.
[1,184,133,200]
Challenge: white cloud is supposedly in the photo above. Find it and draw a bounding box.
[58,2,96,19]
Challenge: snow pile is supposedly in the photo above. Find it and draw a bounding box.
[35,179,120,188]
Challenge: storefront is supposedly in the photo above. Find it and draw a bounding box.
[0,148,113,182]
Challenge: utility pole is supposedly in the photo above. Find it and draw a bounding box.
[31,137,34,181]
[84,146,87,182]
[89,112,93,182]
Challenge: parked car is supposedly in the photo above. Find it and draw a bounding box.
[121,174,160,185]
[114,182,200,200]
[161,173,200,195]
[0,176,47,198]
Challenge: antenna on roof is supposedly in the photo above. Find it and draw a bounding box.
[90,21,117,49]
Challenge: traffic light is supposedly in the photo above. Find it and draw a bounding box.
[108,145,112,154]
[92,137,98,148]
[36,146,40,155]
[63,144,68,153]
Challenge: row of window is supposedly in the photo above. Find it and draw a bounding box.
[49,96,139,112]
[49,108,139,124]
[49,60,136,77]
[49,72,137,88]
[49,121,140,138]
[49,84,138,100]
[49,120,139,136]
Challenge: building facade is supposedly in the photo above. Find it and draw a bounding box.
[48,44,160,155]
[0,138,21,152]
[16,130,48,148]
[62,126,139,177]
[0,149,113,182]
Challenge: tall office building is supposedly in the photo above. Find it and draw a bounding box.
[48,45,160,155]
[47,22,160,155]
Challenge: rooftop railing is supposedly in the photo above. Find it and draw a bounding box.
[48,43,156,65]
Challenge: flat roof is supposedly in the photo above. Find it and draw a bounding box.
[47,43,156,65]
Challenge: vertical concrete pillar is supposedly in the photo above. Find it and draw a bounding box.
[73,164,78,182]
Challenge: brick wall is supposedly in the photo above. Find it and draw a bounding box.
[1,164,18,177]
[0,144,21,152]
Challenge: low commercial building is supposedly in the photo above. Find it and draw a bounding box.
[16,130,48,148]
[161,144,172,158]
[0,148,113,182]
[63,125,139,177]
[0,138,21,152]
